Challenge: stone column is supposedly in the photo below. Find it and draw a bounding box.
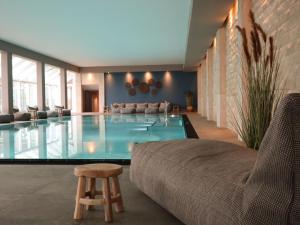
[99,73,105,113]
[200,59,207,117]
[215,27,227,128]
[197,66,201,114]
[206,48,214,120]
[1,51,13,114]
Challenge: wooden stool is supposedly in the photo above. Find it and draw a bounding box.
[74,163,124,222]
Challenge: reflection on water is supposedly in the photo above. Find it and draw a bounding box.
[0,114,186,160]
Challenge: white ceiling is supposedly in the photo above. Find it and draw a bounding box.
[0,0,192,67]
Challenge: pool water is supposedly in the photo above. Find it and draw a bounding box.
[0,114,186,162]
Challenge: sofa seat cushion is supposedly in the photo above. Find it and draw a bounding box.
[125,103,136,108]
[145,108,158,114]
[14,112,31,121]
[136,107,146,113]
[159,102,172,113]
[47,110,58,117]
[62,109,71,116]
[136,103,148,108]
[148,103,159,108]
[0,114,13,123]
[37,111,48,119]
[111,107,120,113]
[120,107,135,114]
[112,103,125,108]
[130,139,256,225]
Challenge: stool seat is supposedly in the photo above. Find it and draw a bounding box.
[73,163,124,223]
[74,163,122,178]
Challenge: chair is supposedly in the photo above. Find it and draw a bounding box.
[55,105,71,116]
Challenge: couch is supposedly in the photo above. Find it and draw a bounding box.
[45,106,59,117]
[130,93,300,225]
[13,108,31,121]
[111,102,172,114]
[0,113,14,123]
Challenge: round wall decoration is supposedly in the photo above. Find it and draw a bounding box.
[128,88,136,96]
[148,78,155,86]
[155,81,162,89]
[124,82,131,89]
[132,78,139,86]
[139,82,150,94]
[151,88,158,96]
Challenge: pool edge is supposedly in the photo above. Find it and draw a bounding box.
[0,113,198,165]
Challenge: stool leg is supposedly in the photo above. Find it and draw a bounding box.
[102,177,113,222]
[86,178,96,210]
[112,176,124,213]
[74,176,86,220]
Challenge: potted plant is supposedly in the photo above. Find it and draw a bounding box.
[234,10,285,150]
[185,91,193,112]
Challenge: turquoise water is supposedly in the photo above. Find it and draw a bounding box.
[0,114,186,160]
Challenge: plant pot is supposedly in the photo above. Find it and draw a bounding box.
[186,106,193,112]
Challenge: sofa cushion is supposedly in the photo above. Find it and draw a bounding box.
[62,109,71,116]
[37,111,47,119]
[136,107,146,113]
[120,108,135,114]
[125,103,136,108]
[145,108,158,114]
[148,103,159,108]
[136,103,148,108]
[131,139,257,225]
[0,114,13,123]
[47,110,58,117]
[112,103,125,108]
[111,107,120,113]
[14,112,31,121]
[159,102,172,113]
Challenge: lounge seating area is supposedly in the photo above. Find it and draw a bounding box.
[130,93,300,225]
[111,102,172,114]
[0,106,71,124]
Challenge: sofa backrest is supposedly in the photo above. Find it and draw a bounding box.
[244,93,300,225]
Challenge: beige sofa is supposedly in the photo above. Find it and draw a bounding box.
[130,93,300,225]
[111,102,172,114]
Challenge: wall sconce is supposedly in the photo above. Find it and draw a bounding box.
[164,71,172,86]
[126,72,133,83]
[145,71,152,82]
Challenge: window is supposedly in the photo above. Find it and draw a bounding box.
[12,55,37,111]
[45,64,61,109]
[67,70,79,112]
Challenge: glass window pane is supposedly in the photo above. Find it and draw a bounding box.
[67,70,79,112]
[12,55,37,111]
[45,64,61,109]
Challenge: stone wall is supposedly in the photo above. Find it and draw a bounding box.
[252,0,300,93]
[197,0,300,133]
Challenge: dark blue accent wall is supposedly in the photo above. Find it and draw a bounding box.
[105,71,197,108]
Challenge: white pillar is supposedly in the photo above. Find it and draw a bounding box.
[216,27,227,128]
[1,51,13,114]
[37,62,45,110]
[60,68,67,108]
[197,66,201,114]
[99,73,105,113]
[206,48,214,120]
